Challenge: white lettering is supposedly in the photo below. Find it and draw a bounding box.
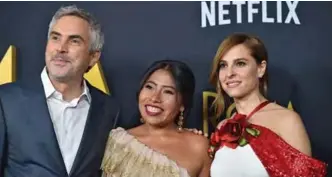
[248,1,260,23]
[201,1,216,28]
[277,1,282,23]
[200,1,301,27]
[233,1,246,23]
[285,1,300,24]
[262,1,274,23]
[218,1,231,25]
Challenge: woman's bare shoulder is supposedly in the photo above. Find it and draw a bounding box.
[261,103,311,155]
[263,102,301,122]
[182,130,210,153]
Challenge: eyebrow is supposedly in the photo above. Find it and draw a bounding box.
[49,31,85,42]
[234,58,248,61]
[220,57,248,62]
[49,31,61,37]
[68,35,85,42]
[145,80,176,90]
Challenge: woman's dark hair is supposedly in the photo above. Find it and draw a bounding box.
[137,59,196,120]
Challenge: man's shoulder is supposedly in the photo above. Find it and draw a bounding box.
[0,80,40,99]
[88,85,119,107]
[88,86,112,100]
[0,81,23,94]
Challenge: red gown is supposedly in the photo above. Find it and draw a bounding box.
[249,124,327,176]
[209,101,328,177]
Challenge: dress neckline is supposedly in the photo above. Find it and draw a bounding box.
[115,127,192,177]
[235,100,270,120]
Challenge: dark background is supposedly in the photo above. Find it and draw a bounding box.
[0,1,331,174]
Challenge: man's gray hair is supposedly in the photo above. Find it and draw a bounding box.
[48,5,104,52]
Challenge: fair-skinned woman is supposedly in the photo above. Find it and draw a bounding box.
[101,60,211,177]
[209,33,327,176]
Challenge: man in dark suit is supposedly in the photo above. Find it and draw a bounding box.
[0,5,120,177]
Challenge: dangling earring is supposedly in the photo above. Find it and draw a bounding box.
[177,111,184,131]
[140,118,145,123]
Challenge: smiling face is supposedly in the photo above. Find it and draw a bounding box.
[138,69,184,127]
[45,15,100,82]
[218,44,266,99]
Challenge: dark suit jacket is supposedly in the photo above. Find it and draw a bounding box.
[0,79,120,177]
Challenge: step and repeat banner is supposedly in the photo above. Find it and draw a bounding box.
[1,1,331,171]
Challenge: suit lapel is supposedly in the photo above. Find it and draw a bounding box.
[69,87,106,176]
[22,81,67,176]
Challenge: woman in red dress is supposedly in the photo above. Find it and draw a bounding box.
[208,33,327,177]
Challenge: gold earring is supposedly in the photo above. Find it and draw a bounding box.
[177,111,184,131]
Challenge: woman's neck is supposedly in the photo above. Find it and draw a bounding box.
[234,90,267,115]
[142,122,178,137]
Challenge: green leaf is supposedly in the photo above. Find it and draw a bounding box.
[246,128,255,136]
[238,137,248,146]
[254,128,260,136]
[246,128,260,137]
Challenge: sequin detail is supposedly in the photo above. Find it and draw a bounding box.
[249,124,327,177]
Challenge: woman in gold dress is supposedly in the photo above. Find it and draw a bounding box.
[101,60,211,177]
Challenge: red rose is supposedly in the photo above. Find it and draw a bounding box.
[208,114,262,157]
[219,114,248,149]
[210,131,221,146]
[208,130,222,158]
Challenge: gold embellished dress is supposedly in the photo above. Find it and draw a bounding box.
[101,127,191,177]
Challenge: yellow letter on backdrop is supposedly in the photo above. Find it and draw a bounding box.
[0,45,16,85]
[84,61,110,95]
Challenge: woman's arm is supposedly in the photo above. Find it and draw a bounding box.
[278,110,312,156]
[199,152,212,177]
[197,136,212,177]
